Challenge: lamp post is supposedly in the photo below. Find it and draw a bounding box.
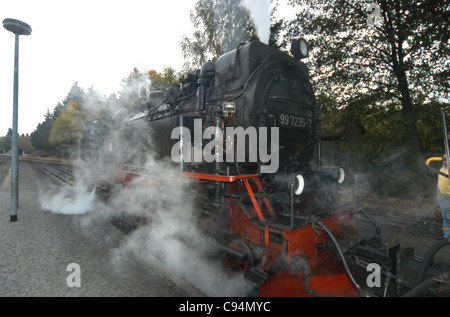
[3,18,32,222]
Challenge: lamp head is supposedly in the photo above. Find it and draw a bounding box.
[3,18,32,36]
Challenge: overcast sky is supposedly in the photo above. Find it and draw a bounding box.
[1,0,295,136]
[0,0,199,135]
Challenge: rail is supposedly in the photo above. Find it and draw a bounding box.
[20,156,75,185]
[19,157,445,238]
[356,208,443,238]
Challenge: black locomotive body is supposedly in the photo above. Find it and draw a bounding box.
[83,41,320,169]
[79,40,449,297]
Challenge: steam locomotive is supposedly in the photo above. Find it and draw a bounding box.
[79,39,449,297]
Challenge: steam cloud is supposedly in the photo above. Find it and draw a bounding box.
[37,2,273,295]
[40,183,96,215]
[241,0,271,44]
[38,75,254,297]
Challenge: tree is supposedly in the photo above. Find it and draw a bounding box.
[30,109,57,153]
[83,86,108,119]
[0,135,12,152]
[148,67,180,90]
[49,99,87,147]
[18,134,34,154]
[181,0,289,70]
[286,0,449,159]
[180,0,257,70]
[117,68,151,110]
[30,82,87,155]
[63,82,84,106]
[284,0,449,198]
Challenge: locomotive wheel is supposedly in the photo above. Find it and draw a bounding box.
[223,240,254,273]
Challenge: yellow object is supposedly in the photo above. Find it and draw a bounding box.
[426,157,443,166]
[438,167,450,196]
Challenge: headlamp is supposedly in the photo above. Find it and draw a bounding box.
[290,38,309,60]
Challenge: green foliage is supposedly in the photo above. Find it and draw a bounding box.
[28,69,157,157]
[148,67,180,90]
[49,99,86,146]
[30,83,87,155]
[180,0,256,70]
[286,0,449,199]
[181,0,288,70]
[30,109,58,154]
[286,0,449,160]
[18,135,34,153]
[0,135,12,152]
[118,68,151,110]
[0,132,34,153]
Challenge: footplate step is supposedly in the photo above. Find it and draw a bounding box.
[244,268,268,287]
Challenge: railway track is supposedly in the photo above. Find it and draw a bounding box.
[36,163,75,185]
[355,207,443,238]
[22,155,445,239]
[21,157,75,185]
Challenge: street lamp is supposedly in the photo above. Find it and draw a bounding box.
[3,18,32,222]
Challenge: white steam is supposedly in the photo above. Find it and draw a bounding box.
[106,165,254,297]
[38,74,255,296]
[40,183,96,215]
[241,0,271,44]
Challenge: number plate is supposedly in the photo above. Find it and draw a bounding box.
[279,113,312,129]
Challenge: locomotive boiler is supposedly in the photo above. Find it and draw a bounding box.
[79,39,450,297]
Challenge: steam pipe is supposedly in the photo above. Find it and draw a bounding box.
[441,108,450,185]
[360,209,381,238]
[197,83,205,112]
[403,271,449,297]
[415,238,450,284]
[317,100,322,169]
[315,219,362,292]
[179,116,184,171]
[197,61,215,112]
[220,245,248,261]
[233,197,254,219]
[214,117,222,174]
[290,183,294,228]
